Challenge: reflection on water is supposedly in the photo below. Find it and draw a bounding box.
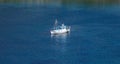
[51,33,69,53]
[51,33,68,43]
[0,0,120,7]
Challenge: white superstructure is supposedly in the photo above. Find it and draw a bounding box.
[50,19,70,34]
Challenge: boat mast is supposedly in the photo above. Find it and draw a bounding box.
[55,19,58,27]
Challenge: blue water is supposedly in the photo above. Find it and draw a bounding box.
[0,4,120,64]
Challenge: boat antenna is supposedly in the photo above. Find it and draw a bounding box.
[55,19,58,27]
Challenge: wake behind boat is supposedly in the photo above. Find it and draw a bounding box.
[50,19,71,34]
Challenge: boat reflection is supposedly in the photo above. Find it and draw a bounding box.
[51,33,68,43]
[51,33,69,53]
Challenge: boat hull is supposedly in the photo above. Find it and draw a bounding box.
[50,29,70,34]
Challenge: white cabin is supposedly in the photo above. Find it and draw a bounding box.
[50,20,70,34]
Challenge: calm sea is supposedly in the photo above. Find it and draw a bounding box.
[0,4,120,64]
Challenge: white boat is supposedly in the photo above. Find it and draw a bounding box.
[50,19,71,34]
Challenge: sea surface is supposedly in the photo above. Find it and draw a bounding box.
[0,4,120,64]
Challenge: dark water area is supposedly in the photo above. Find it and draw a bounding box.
[0,4,120,64]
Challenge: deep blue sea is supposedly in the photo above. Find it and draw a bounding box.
[0,4,120,64]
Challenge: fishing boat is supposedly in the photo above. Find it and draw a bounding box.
[50,19,70,34]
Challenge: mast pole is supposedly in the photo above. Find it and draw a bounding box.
[55,19,58,27]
